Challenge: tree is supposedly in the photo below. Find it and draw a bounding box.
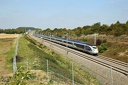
[116,21,120,24]
[73,27,82,37]
[126,21,128,35]
[91,22,101,32]
[100,24,108,34]
[126,21,128,24]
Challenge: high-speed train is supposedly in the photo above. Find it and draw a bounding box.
[36,34,99,55]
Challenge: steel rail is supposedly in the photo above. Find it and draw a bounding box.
[97,56,128,67]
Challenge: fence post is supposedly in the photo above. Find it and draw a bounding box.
[110,66,113,85]
[47,60,49,82]
[72,63,74,85]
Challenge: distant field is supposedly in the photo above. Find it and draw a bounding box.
[0,34,19,38]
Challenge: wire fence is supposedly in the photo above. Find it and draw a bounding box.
[13,34,22,73]
[46,60,82,85]
[49,70,81,85]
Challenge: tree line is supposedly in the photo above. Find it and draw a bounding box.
[1,21,128,36]
[39,21,128,38]
[0,27,36,34]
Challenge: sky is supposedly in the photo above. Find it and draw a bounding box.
[0,0,128,29]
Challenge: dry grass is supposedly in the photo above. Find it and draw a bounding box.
[0,37,18,76]
[0,34,19,38]
[30,70,47,84]
[84,34,128,63]
[102,42,128,63]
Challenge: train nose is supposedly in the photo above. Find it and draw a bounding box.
[92,46,99,54]
[93,49,99,54]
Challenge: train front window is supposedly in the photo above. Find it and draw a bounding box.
[92,46,97,49]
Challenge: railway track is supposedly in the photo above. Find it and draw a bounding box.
[33,35,128,76]
[67,48,128,76]
[44,39,128,76]
[97,56,128,68]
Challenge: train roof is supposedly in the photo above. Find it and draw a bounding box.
[39,34,96,46]
[52,36,96,46]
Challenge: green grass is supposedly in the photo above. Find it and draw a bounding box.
[5,46,15,71]
[4,38,17,72]
[16,35,101,85]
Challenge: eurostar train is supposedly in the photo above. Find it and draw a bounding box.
[36,34,99,55]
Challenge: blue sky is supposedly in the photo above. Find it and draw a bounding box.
[0,0,128,29]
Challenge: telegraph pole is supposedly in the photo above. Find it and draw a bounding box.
[49,32,52,49]
[72,63,74,85]
[94,33,97,45]
[66,33,68,54]
[67,33,68,46]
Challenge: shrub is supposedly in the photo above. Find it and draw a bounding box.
[2,66,36,85]
[98,43,108,53]
[96,39,107,46]
[96,39,102,45]
[82,38,87,42]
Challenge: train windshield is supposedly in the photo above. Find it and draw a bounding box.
[92,46,97,49]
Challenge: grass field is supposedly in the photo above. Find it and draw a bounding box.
[0,34,19,38]
[0,34,18,77]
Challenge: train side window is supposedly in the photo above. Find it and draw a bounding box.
[85,46,92,51]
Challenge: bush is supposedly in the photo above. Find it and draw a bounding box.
[96,39,107,46]
[82,38,87,42]
[98,43,108,53]
[2,66,36,85]
[96,39,102,45]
